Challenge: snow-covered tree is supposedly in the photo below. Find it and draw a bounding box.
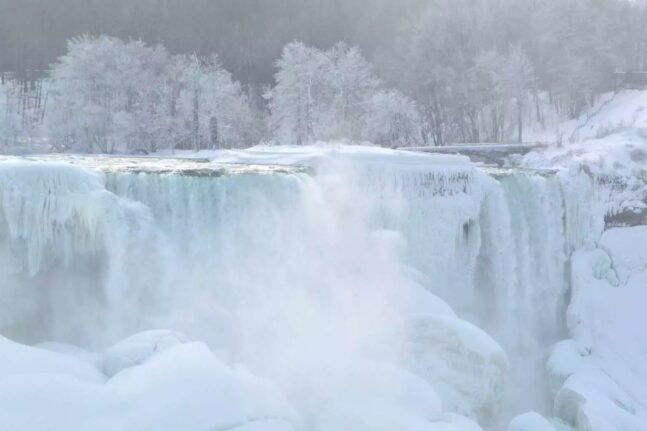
[0,77,48,150]
[503,45,536,143]
[267,42,328,145]
[267,41,410,146]
[0,80,22,146]
[47,35,256,153]
[48,36,167,153]
[174,54,258,150]
[319,42,380,140]
[362,90,421,147]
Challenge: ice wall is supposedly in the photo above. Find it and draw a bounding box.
[0,152,609,430]
[349,161,586,420]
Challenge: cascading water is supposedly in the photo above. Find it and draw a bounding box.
[0,151,603,430]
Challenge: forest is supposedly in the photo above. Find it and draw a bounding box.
[1,0,647,151]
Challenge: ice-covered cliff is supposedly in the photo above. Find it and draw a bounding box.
[516,92,647,431]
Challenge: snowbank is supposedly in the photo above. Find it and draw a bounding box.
[0,333,298,431]
[156,142,472,168]
[546,227,647,430]
[0,331,500,431]
[520,91,647,431]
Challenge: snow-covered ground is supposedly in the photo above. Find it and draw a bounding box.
[1,91,646,431]
[513,91,647,431]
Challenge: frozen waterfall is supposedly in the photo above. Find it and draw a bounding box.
[0,151,606,430]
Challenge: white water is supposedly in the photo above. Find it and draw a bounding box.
[0,152,603,429]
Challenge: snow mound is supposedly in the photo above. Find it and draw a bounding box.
[0,336,104,384]
[546,340,585,397]
[548,226,647,430]
[104,342,299,430]
[567,91,647,143]
[97,330,189,377]
[507,412,557,431]
[35,341,100,363]
[312,361,444,430]
[157,142,471,168]
[524,130,647,177]
[522,93,647,230]
[523,90,647,175]
[405,316,508,428]
[599,226,647,284]
[0,334,299,431]
[0,331,497,431]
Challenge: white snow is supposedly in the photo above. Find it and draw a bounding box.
[97,330,189,377]
[519,91,647,430]
[0,334,299,431]
[555,228,647,430]
[507,412,557,431]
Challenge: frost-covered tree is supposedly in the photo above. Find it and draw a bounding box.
[470,50,512,143]
[176,54,257,150]
[267,41,328,145]
[320,42,380,140]
[503,46,536,143]
[48,36,170,153]
[47,35,256,153]
[267,41,408,146]
[385,0,484,145]
[384,0,544,145]
[529,0,618,117]
[362,90,420,147]
[0,77,48,150]
[0,81,22,146]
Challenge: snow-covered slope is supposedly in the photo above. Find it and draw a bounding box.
[514,91,647,431]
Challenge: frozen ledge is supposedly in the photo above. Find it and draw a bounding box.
[0,155,309,177]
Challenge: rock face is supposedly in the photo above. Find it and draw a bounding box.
[604,206,647,228]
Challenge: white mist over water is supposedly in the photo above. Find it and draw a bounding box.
[0,151,603,429]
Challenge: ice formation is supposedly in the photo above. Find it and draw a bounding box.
[0,139,645,430]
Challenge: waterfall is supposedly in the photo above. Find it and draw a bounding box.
[0,153,605,429]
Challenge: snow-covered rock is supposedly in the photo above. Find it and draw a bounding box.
[548,226,647,430]
[97,330,189,377]
[546,340,585,398]
[405,316,508,428]
[507,412,557,431]
[0,336,105,384]
[0,334,299,431]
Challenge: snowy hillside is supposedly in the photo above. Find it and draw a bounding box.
[518,91,647,430]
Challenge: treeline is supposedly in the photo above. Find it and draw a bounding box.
[382,0,647,145]
[46,36,259,153]
[2,36,419,152]
[1,0,647,150]
[268,42,420,147]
